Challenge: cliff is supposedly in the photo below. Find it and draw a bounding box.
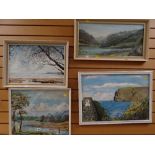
[82,97,109,122]
[114,87,149,102]
[82,97,98,122]
[79,29,98,45]
[114,87,149,120]
[100,29,143,49]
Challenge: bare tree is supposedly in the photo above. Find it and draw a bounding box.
[9,45,65,75]
[30,45,65,74]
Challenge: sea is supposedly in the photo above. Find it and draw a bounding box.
[100,101,132,118]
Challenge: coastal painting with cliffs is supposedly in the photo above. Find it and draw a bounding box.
[78,22,144,58]
[80,73,151,124]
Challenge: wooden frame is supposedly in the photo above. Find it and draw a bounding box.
[9,88,71,135]
[74,19,149,61]
[78,71,152,125]
[3,40,69,88]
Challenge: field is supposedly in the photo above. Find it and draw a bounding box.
[13,120,69,135]
[9,77,64,85]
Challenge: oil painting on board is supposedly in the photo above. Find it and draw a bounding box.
[75,20,148,61]
[4,40,68,87]
[78,71,152,125]
[10,88,71,135]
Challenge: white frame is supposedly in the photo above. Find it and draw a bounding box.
[3,40,69,88]
[74,19,150,61]
[9,88,71,135]
[78,71,152,125]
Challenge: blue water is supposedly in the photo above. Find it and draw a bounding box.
[80,46,131,55]
[100,101,131,118]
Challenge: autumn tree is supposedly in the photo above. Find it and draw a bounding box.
[11,92,30,133]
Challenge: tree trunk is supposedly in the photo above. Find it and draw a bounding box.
[19,112,23,132]
[12,111,16,133]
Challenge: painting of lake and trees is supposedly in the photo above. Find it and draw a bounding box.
[79,72,152,125]
[10,89,70,135]
[76,21,147,60]
[6,41,68,87]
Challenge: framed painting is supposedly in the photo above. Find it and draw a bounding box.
[78,71,152,125]
[3,40,69,87]
[74,19,149,61]
[9,88,71,135]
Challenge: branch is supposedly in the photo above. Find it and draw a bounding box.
[50,46,64,59]
[38,46,64,71]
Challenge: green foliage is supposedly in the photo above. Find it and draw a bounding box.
[11,92,30,112]
[113,87,149,120]
[100,29,143,48]
[121,97,149,120]
[79,29,98,45]
[93,101,110,121]
[11,92,30,133]
[16,116,39,121]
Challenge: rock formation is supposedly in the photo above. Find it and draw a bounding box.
[82,97,98,122]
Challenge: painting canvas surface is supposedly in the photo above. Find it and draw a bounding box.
[8,44,66,86]
[78,22,145,59]
[79,73,151,124]
[10,89,70,135]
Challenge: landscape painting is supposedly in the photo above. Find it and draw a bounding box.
[4,40,68,87]
[79,71,152,125]
[75,20,148,60]
[10,89,71,135]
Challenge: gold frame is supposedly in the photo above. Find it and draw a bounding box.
[3,40,69,88]
[74,19,150,61]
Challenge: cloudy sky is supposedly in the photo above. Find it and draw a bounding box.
[12,90,69,116]
[79,23,144,39]
[9,45,64,78]
[81,74,149,101]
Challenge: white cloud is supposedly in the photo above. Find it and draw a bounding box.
[30,90,68,101]
[84,75,98,79]
[93,82,140,89]
[94,92,114,101]
[83,92,114,101]
[25,102,68,116]
[133,75,143,78]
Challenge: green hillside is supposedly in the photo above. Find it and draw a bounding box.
[114,87,149,120]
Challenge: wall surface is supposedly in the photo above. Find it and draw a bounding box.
[0,19,155,135]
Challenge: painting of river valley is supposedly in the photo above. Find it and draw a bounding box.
[79,72,152,125]
[5,40,68,87]
[10,89,71,135]
[75,20,148,60]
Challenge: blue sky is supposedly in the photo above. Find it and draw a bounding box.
[79,23,144,38]
[81,74,149,101]
[9,45,64,78]
[12,90,69,116]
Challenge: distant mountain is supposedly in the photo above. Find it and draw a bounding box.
[40,110,69,123]
[96,36,106,43]
[79,29,98,45]
[100,29,144,48]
